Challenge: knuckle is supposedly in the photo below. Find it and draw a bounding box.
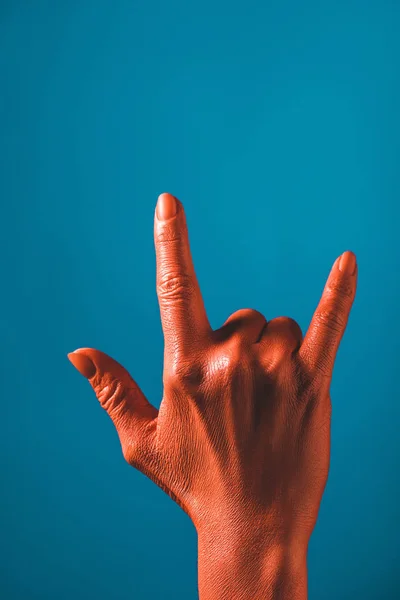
[314,307,346,334]
[96,379,128,414]
[208,343,251,379]
[214,351,236,375]
[325,278,354,301]
[157,272,193,302]
[285,317,303,337]
[272,316,298,328]
[273,316,303,341]
[265,317,303,345]
[156,224,182,244]
[283,317,298,329]
[165,359,205,390]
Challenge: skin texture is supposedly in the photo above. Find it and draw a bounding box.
[68,193,357,599]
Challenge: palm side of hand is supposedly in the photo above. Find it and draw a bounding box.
[68,193,357,545]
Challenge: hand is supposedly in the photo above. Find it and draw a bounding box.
[68,193,357,599]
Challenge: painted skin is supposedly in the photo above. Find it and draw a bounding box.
[68,193,357,599]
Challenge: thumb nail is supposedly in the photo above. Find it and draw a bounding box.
[67,351,97,379]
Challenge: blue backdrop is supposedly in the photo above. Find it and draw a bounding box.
[1,1,399,598]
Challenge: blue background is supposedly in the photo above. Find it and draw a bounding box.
[1,1,399,598]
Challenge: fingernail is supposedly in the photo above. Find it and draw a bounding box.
[338,251,357,276]
[67,351,97,379]
[156,193,177,221]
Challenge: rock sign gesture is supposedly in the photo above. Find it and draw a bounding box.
[68,193,357,600]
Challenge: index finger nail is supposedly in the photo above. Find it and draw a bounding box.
[156,193,177,221]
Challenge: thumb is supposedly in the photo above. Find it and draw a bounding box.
[68,348,158,467]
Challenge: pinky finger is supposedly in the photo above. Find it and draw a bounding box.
[299,251,358,380]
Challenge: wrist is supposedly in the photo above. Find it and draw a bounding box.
[196,525,308,600]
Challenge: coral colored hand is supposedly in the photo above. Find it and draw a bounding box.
[68,193,357,599]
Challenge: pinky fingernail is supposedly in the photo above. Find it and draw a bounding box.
[338,251,357,276]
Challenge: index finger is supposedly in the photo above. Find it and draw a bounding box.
[154,193,211,362]
[299,251,358,379]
